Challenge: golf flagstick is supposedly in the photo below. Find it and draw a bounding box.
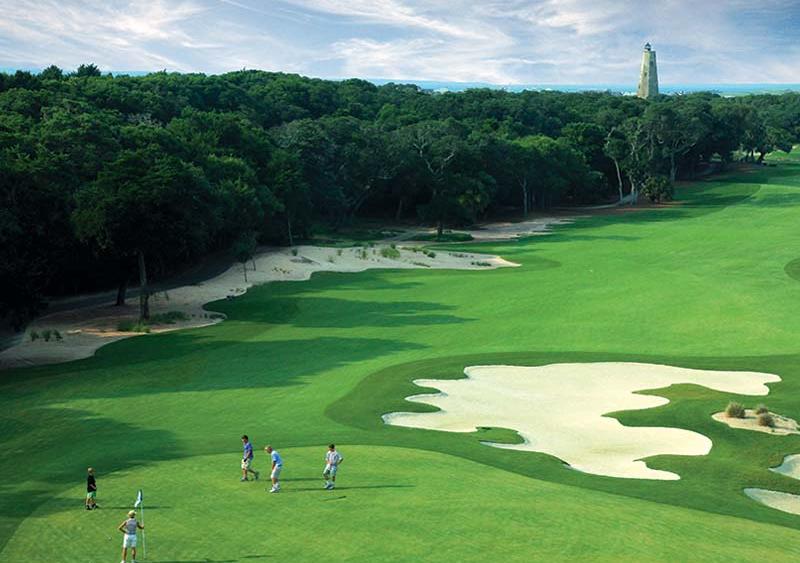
[135,489,146,559]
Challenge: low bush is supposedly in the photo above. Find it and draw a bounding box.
[755,404,769,415]
[471,261,491,267]
[149,311,189,324]
[757,413,775,428]
[41,329,52,342]
[291,248,298,256]
[380,247,401,259]
[415,232,474,242]
[424,250,437,259]
[725,401,746,418]
[117,320,151,333]
[29,330,39,342]
[53,329,62,341]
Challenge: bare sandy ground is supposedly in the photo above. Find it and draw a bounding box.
[0,245,516,370]
[745,454,800,516]
[396,216,574,242]
[712,409,799,435]
[384,363,780,480]
[465,217,574,241]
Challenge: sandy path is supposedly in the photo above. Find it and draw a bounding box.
[391,216,574,242]
[384,362,780,480]
[0,244,516,370]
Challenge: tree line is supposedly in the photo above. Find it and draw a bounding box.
[1,65,798,327]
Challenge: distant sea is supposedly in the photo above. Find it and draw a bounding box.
[3,67,798,96]
[368,79,800,96]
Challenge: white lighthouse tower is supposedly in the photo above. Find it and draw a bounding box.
[637,43,659,99]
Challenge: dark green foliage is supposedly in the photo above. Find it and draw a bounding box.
[642,176,674,203]
[149,311,190,324]
[1,69,798,327]
[380,246,401,259]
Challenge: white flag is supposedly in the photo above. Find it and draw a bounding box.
[134,489,143,508]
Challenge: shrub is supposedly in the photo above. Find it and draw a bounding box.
[117,320,150,333]
[41,329,52,342]
[471,261,491,267]
[327,256,336,263]
[29,330,39,342]
[291,248,298,256]
[149,310,189,324]
[725,401,745,418]
[424,250,437,259]
[757,413,775,428]
[53,329,62,341]
[415,232,474,242]
[380,247,401,259]
[755,404,769,415]
[208,313,225,320]
[642,175,674,203]
[337,248,343,256]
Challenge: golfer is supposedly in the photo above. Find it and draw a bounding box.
[240,435,259,482]
[85,467,97,510]
[117,510,144,563]
[265,445,283,493]
[323,444,344,490]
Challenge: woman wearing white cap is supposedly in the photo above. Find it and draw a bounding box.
[117,509,144,563]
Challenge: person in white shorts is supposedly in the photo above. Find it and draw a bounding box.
[323,444,344,490]
[265,445,283,493]
[117,509,144,563]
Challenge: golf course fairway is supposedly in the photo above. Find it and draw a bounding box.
[4,154,800,561]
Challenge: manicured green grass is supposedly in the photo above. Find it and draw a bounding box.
[4,155,800,561]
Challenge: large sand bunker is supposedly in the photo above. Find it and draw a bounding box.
[745,454,800,516]
[384,363,780,480]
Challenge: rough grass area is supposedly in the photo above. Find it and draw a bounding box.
[4,154,800,561]
[413,231,474,242]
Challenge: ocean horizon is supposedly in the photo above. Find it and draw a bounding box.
[3,67,798,96]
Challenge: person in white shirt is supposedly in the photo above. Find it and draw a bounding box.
[265,445,283,493]
[323,444,344,490]
[117,510,144,563]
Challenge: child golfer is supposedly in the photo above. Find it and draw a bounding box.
[85,467,97,510]
[323,444,344,490]
[241,435,259,481]
[265,445,283,493]
[117,510,144,563]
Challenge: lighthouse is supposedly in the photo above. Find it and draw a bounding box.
[637,43,659,99]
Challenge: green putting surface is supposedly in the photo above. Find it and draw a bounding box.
[4,155,800,561]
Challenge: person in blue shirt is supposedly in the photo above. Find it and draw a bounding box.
[265,445,283,493]
[240,435,259,482]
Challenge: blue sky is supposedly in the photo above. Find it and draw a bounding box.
[1,0,799,84]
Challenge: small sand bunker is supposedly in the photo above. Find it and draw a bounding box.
[712,410,799,435]
[384,363,780,480]
[746,454,800,516]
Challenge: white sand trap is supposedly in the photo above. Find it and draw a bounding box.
[745,454,800,516]
[712,410,799,435]
[745,489,800,516]
[384,363,780,480]
[0,245,516,369]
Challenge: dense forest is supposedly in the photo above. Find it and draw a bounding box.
[2,64,799,327]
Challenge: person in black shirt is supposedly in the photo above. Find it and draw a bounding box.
[86,467,97,510]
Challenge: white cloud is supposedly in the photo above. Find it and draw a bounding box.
[0,0,798,83]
